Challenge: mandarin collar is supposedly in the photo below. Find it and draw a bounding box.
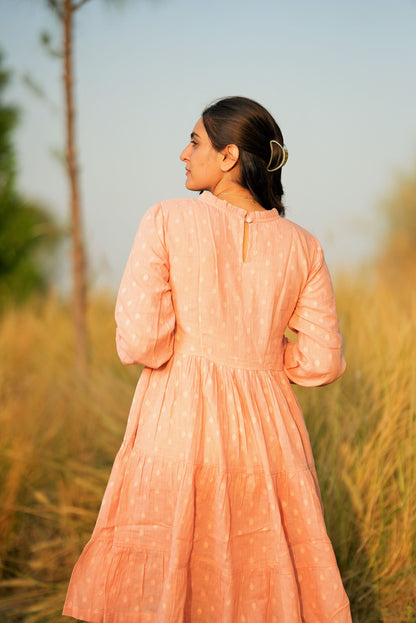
[198,191,280,222]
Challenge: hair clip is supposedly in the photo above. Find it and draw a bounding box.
[266,139,288,172]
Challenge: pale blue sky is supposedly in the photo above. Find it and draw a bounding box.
[1,0,416,288]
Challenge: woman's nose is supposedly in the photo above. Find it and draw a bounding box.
[180,145,190,162]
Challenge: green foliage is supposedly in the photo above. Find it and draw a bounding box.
[0,50,61,310]
[0,54,18,196]
[0,195,60,308]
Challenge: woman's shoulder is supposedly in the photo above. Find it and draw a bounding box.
[160,196,200,211]
[143,196,201,221]
[278,216,321,248]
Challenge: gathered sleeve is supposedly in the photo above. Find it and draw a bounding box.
[283,241,346,387]
[115,203,175,368]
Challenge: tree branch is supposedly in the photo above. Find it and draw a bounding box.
[73,0,92,10]
[46,0,64,20]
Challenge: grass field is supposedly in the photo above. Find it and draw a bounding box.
[0,268,415,622]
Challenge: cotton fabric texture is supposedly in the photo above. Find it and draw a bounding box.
[63,191,352,623]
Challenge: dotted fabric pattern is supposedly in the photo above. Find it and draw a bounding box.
[63,192,351,623]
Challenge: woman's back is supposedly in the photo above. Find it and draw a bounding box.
[116,191,345,386]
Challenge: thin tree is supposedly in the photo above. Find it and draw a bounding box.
[46,0,91,374]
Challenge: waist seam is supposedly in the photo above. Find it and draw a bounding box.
[173,346,283,372]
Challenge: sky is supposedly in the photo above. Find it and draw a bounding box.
[1,0,416,290]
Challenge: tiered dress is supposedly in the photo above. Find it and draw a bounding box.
[63,191,352,623]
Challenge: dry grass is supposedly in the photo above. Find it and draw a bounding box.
[0,293,137,622]
[0,274,415,622]
[296,268,416,622]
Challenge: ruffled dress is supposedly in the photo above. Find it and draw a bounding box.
[63,191,352,623]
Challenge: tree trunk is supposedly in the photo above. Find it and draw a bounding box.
[63,0,88,374]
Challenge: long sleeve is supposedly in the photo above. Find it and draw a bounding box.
[115,203,175,368]
[283,241,346,387]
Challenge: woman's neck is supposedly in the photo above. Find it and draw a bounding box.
[212,184,266,212]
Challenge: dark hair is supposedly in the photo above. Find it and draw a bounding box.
[202,96,286,216]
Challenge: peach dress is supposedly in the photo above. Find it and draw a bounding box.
[63,191,352,623]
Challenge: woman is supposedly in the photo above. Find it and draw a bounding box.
[64,96,352,622]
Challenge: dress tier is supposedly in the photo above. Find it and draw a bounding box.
[63,192,352,623]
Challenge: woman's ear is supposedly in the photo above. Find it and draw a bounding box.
[220,144,240,172]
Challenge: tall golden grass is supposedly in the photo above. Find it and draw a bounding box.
[298,265,416,623]
[0,269,415,622]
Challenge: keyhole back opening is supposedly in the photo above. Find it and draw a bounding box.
[243,220,250,262]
